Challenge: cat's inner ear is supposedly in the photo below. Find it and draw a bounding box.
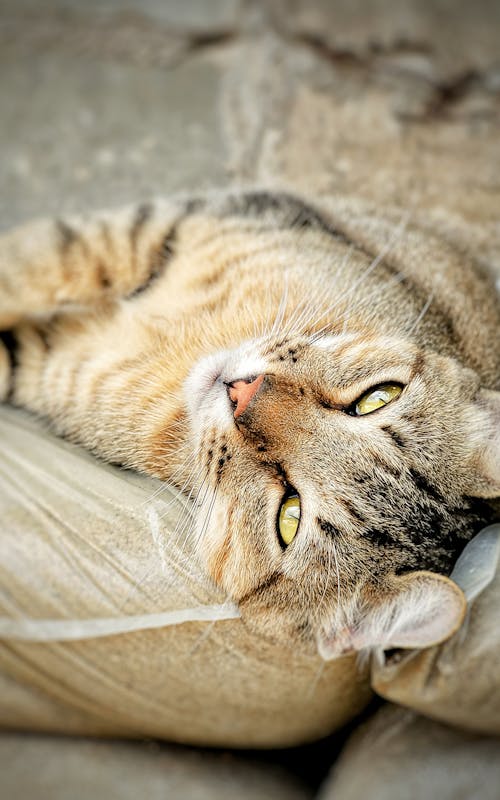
[317,572,466,660]
[466,388,500,499]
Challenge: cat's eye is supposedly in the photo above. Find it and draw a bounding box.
[352,383,403,416]
[277,492,301,547]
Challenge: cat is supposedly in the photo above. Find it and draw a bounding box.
[1,191,499,659]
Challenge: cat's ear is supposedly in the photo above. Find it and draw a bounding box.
[466,389,500,499]
[318,572,466,660]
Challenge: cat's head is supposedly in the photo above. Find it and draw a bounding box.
[185,330,499,659]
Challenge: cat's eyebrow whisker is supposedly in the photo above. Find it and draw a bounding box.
[269,272,290,340]
[289,247,355,338]
[307,213,410,338]
[282,248,339,336]
[282,278,334,340]
[405,290,434,337]
[309,270,407,343]
[293,245,356,337]
[335,270,407,331]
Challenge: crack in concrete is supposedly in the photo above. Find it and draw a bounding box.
[288,31,499,122]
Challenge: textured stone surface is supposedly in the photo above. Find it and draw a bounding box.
[2,0,499,254]
[319,706,500,800]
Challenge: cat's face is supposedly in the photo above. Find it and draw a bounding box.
[185,330,499,657]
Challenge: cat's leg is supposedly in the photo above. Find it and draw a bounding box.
[0,199,190,403]
[0,198,208,480]
[0,199,188,329]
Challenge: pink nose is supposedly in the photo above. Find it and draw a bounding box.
[227,375,264,418]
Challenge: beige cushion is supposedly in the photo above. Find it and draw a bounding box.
[2,403,498,746]
[318,705,500,800]
[0,733,310,800]
[0,406,371,747]
[372,524,500,735]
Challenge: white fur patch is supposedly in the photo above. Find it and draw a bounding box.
[312,333,357,351]
[185,340,269,434]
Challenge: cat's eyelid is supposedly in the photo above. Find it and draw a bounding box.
[345,382,404,417]
[322,369,411,410]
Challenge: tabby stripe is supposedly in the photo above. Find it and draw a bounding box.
[335,497,366,524]
[239,571,281,604]
[84,355,145,405]
[130,202,154,250]
[95,261,111,289]
[368,449,402,479]
[410,351,425,380]
[63,358,88,402]
[56,219,80,255]
[317,517,344,539]
[127,223,177,299]
[55,219,91,282]
[381,425,406,449]
[408,467,445,504]
[228,192,460,348]
[225,191,360,251]
[361,527,399,547]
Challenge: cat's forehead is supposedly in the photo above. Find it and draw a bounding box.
[310,331,412,358]
[273,331,419,387]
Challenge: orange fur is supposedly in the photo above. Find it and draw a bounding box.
[0,191,498,655]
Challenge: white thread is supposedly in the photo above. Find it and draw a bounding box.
[0,602,241,642]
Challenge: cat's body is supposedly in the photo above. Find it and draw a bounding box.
[1,191,499,657]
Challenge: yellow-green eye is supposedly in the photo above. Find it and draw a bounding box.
[354,383,403,416]
[278,493,301,547]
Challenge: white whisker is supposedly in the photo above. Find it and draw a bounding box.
[406,291,434,337]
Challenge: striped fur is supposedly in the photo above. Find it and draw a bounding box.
[1,191,499,654]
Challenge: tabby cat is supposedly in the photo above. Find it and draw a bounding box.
[1,191,499,658]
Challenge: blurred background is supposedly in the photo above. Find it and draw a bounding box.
[1,0,499,257]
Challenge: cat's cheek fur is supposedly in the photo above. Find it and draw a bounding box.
[317,572,467,660]
[464,389,500,499]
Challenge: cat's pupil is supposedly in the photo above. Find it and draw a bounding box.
[277,491,301,548]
